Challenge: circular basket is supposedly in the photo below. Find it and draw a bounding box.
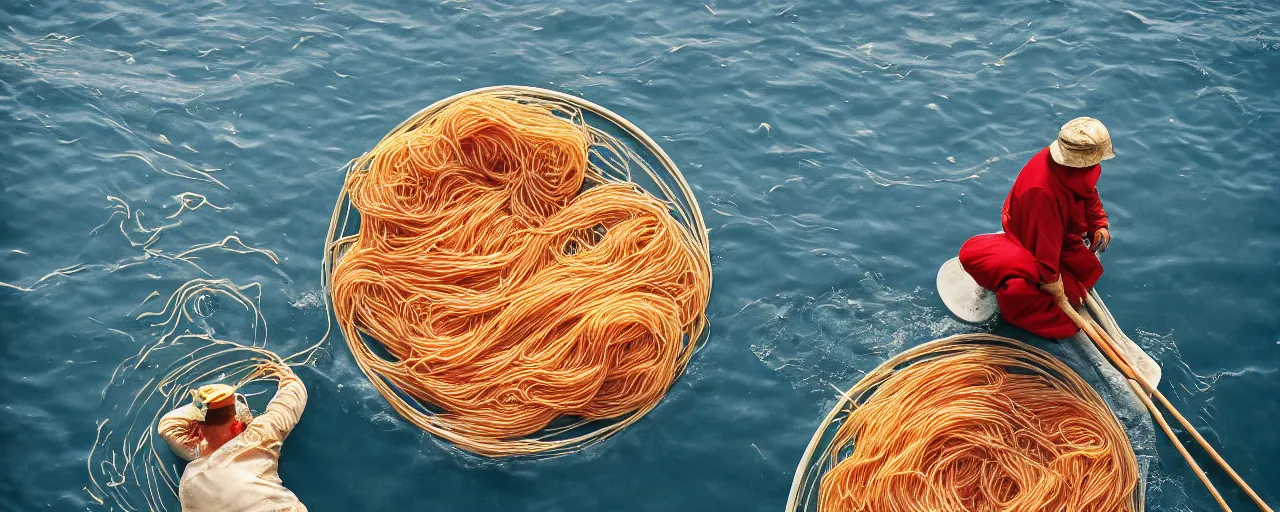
[785,333,1142,511]
[321,85,711,457]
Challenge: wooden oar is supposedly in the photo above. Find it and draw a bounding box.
[1085,292,1162,385]
[1126,378,1230,511]
[1056,299,1274,512]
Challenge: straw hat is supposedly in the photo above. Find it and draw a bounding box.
[1049,117,1116,168]
[190,383,237,411]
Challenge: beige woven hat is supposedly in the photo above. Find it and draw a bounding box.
[1049,117,1115,168]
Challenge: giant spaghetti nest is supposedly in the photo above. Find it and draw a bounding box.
[322,86,711,457]
[786,334,1141,512]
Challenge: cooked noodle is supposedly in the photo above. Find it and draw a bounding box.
[802,335,1139,512]
[325,88,711,456]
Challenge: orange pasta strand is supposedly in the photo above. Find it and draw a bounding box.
[818,342,1139,512]
[328,92,710,455]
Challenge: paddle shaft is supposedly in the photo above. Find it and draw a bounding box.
[1126,378,1231,511]
[1056,300,1273,511]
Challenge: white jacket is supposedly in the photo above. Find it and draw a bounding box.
[157,374,308,512]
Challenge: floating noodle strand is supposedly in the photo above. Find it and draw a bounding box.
[789,335,1140,512]
[325,87,711,457]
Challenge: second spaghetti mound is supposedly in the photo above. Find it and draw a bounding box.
[818,339,1139,512]
[328,90,711,456]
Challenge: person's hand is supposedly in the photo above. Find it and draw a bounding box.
[1091,227,1111,253]
[1040,277,1068,304]
[257,360,295,382]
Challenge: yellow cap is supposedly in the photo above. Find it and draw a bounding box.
[191,384,237,410]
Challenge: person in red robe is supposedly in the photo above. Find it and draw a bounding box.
[959,117,1116,338]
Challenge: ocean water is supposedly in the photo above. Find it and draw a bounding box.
[2,0,1278,510]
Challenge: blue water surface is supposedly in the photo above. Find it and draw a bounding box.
[2,0,1278,510]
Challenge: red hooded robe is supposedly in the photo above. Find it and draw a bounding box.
[959,147,1108,338]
